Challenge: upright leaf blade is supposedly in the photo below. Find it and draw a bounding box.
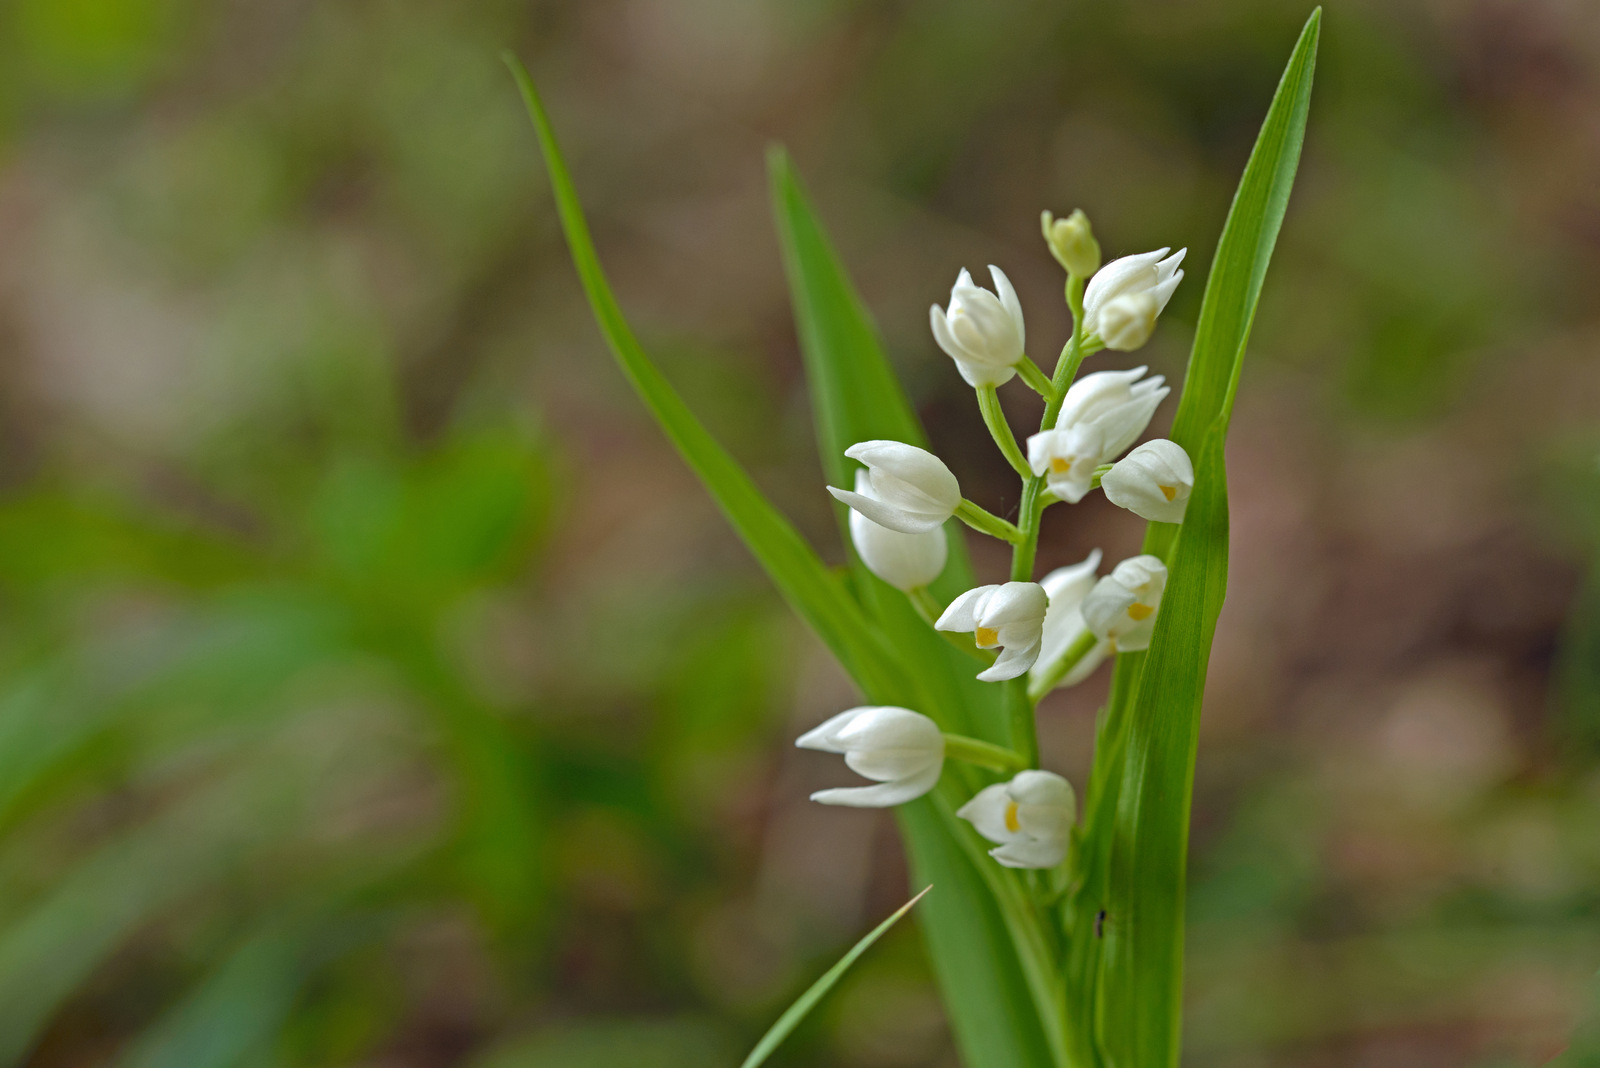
[741,887,930,1068]
[1098,426,1230,1066]
[1093,12,1320,1067]
[1149,7,1322,563]
[506,58,908,705]
[769,155,1058,1068]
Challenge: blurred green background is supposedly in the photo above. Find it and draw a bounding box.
[0,1,1596,1065]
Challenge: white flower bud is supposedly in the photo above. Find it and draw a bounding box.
[957,769,1076,869]
[1081,554,1168,652]
[1081,247,1185,346]
[796,706,945,807]
[1025,366,1168,502]
[846,470,948,591]
[929,266,1027,388]
[1096,291,1159,351]
[827,441,961,535]
[1101,439,1193,524]
[1028,550,1112,693]
[935,581,1048,682]
[1041,209,1100,277]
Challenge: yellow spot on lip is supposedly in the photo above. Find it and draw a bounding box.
[1127,603,1154,621]
[1159,484,1177,501]
[1049,456,1074,474]
[974,627,999,647]
[1004,800,1021,833]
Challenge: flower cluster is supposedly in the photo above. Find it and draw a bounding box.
[797,209,1193,869]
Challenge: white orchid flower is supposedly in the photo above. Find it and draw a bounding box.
[796,706,945,807]
[1081,247,1186,350]
[1101,439,1194,524]
[827,441,961,535]
[930,266,1027,387]
[936,582,1048,682]
[1028,550,1112,693]
[1081,554,1168,652]
[957,769,1076,869]
[846,470,948,591]
[1025,367,1169,502]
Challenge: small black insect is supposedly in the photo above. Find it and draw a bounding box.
[1095,909,1107,939]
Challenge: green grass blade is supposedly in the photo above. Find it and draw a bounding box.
[116,922,310,1068]
[740,886,931,1068]
[1091,11,1321,1066]
[1149,7,1321,566]
[768,154,1058,1068]
[1098,425,1229,1066]
[766,151,1003,733]
[506,57,908,703]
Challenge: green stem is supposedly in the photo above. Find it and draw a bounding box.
[955,499,1022,543]
[976,385,1032,479]
[1026,627,1102,702]
[1005,679,1038,768]
[1009,479,1045,582]
[943,733,1028,774]
[1016,357,1057,401]
[1041,274,1089,431]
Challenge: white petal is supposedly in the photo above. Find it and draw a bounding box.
[850,506,948,590]
[977,637,1040,682]
[1056,366,1148,430]
[1039,550,1103,606]
[844,441,961,511]
[828,486,943,535]
[795,707,867,752]
[1008,769,1075,814]
[956,782,1016,844]
[936,586,994,632]
[989,265,1026,355]
[990,835,1067,869]
[811,761,941,807]
[976,581,1048,628]
[930,304,969,362]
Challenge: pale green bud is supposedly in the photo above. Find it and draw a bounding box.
[1041,209,1101,277]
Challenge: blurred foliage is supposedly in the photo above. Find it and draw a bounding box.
[0,0,1595,1065]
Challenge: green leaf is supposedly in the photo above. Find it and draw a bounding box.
[768,153,1058,1068]
[740,886,930,1068]
[1097,425,1230,1066]
[1091,11,1321,1068]
[115,921,312,1068]
[1149,6,1322,564]
[506,56,909,706]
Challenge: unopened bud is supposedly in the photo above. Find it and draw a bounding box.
[1041,209,1101,277]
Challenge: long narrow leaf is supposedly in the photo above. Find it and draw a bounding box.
[506,57,909,705]
[1148,7,1321,564]
[1092,12,1321,1067]
[768,154,1058,1068]
[741,886,931,1068]
[1098,425,1230,1066]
